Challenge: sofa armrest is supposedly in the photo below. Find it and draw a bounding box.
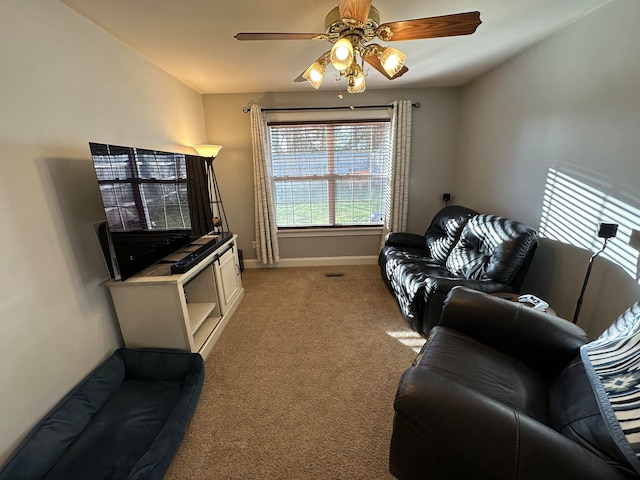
[420,278,512,334]
[391,368,633,480]
[384,232,426,250]
[439,286,588,377]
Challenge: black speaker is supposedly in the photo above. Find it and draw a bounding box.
[237,249,244,272]
[598,223,618,239]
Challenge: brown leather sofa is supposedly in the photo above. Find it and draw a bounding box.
[379,206,538,335]
[389,287,640,479]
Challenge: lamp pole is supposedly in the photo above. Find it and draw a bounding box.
[573,238,609,324]
[573,222,618,324]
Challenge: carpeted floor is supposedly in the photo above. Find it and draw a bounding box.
[164,264,425,479]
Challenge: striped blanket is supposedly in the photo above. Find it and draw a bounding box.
[581,302,640,474]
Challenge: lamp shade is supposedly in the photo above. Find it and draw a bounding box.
[302,61,326,89]
[330,38,354,71]
[379,47,406,78]
[193,144,223,157]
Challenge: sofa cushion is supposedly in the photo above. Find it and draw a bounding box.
[410,326,551,424]
[445,214,538,284]
[382,252,457,330]
[423,206,477,265]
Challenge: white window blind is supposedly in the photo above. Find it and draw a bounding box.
[268,120,391,228]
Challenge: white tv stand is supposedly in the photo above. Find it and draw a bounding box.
[107,234,244,359]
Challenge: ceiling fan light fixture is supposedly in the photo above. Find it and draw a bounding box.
[347,64,366,94]
[330,37,354,71]
[303,60,326,89]
[379,47,407,78]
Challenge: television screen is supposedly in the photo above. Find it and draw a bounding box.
[89,142,227,280]
[90,142,192,232]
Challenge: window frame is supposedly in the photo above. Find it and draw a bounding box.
[266,112,392,230]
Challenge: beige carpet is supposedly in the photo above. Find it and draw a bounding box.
[164,265,425,479]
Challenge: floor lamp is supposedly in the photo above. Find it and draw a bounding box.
[573,222,618,324]
[193,144,229,234]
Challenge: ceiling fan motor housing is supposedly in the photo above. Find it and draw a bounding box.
[324,5,381,45]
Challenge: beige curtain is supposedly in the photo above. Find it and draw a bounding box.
[382,100,412,246]
[250,104,280,264]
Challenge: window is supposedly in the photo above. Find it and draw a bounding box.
[268,120,391,228]
[92,145,191,231]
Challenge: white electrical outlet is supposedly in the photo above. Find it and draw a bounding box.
[252,241,258,249]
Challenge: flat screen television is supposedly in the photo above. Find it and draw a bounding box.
[89,142,229,280]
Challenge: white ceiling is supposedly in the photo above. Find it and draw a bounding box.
[60,0,611,94]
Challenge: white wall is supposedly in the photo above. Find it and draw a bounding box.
[455,0,640,337]
[4,0,637,465]
[0,1,205,463]
[202,88,461,261]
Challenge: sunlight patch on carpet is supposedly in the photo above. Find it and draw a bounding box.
[386,330,426,353]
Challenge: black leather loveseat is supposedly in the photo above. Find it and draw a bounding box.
[389,287,640,480]
[379,205,538,335]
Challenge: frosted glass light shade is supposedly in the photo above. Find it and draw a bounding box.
[303,61,326,89]
[379,47,406,78]
[347,72,366,94]
[347,64,366,94]
[330,38,354,71]
[193,144,223,157]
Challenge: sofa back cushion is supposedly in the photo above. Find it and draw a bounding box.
[445,214,538,284]
[424,205,477,265]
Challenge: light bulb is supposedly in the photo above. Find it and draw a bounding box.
[347,65,366,94]
[330,38,354,71]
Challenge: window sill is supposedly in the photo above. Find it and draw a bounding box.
[277,226,383,238]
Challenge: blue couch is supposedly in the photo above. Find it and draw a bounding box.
[0,348,204,480]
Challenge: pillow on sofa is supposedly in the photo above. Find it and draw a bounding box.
[598,302,640,339]
[581,303,640,474]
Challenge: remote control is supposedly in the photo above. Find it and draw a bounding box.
[517,294,549,311]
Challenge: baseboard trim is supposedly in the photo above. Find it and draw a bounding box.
[244,256,378,269]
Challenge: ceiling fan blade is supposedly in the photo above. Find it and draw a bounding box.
[339,0,372,23]
[235,32,323,41]
[380,11,481,41]
[364,54,409,80]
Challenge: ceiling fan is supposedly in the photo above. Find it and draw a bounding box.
[235,0,481,93]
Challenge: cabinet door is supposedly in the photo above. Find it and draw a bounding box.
[214,245,242,314]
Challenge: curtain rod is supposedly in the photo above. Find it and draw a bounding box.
[241,102,420,113]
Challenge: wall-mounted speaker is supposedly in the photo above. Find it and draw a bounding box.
[598,223,618,239]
